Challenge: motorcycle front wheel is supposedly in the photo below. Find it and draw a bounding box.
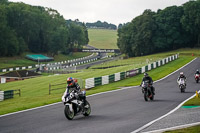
[144,91,148,101]
[83,100,91,116]
[64,105,75,120]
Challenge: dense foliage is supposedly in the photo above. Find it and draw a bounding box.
[0,1,89,57]
[117,0,200,57]
[86,21,117,30]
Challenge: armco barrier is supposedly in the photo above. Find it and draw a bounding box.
[120,72,126,80]
[102,75,109,85]
[0,89,21,101]
[94,77,102,86]
[85,54,179,89]
[4,90,14,99]
[109,74,115,83]
[0,53,98,73]
[0,91,4,101]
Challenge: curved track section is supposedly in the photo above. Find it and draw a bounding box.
[0,58,199,133]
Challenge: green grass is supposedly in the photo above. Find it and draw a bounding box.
[88,29,118,49]
[0,48,197,115]
[0,52,91,69]
[164,125,200,133]
[183,96,200,106]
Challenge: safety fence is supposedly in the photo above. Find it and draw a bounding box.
[0,89,21,101]
[44,57,98,71]
[85,54,179,89]
[49,79,83,95]
[0,53,100,73]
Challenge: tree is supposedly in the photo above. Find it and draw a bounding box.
[117,10,156,57]
[0,1,89,57]
[153,6,188,51]
[181,0,200,47]
[0,4,21,56]
[49,26,68,57]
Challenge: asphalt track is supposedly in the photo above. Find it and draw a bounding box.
[0,58,199,133]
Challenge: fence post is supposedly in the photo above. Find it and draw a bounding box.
[19,89,21,97]
[49,83,51,95]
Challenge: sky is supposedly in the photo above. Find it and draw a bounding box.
[9,0,189,26]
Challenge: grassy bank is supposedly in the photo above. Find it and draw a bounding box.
[183,95,200,106]
[0,49,197,115]
[88,29,118,49]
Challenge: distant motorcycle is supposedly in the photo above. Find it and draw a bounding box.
[141,81,154,101]
[194,74,200,83]
[62,89,91,120]
[177,78,186,93]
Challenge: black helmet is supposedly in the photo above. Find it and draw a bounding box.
[67,77,73,85]
[144,73,148,77]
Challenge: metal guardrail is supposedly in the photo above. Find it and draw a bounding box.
[0,89,21,101]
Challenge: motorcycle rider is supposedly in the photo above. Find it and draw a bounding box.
[63,77,86,106]
[177,72,187,86]
[195,69,200,75]
[140,73,155,95]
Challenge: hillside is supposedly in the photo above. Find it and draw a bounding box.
[88,29,118,49]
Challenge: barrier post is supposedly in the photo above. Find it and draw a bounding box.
[196,91,199,98]
[49,83,51,95]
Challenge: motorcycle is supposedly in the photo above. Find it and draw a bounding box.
[141,81,154,101]
[195,74,200,83]
[62,89,91,120]
[177,78,186,93]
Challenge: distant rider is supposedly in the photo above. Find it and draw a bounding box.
[195,69,200,75]
[62,77,86,106]
[177,72,187,86]
[140,73,155,95]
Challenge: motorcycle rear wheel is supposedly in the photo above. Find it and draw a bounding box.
[181,88,185,93]
[64,105,75,120]
[150,95,154,100]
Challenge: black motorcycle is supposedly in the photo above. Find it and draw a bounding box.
[62,89,91,120]
[141,81,154,101]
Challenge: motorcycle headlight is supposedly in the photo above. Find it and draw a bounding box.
[82,90,86,95]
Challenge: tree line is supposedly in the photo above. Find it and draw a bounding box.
[86,21,117,30]
[117,0,200,57]
[0,0,89,57]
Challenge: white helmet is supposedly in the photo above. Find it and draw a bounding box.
[180,72,184,75]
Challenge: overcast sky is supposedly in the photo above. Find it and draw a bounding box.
[9,0,189,25]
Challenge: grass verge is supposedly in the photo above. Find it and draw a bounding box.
[0,53,194,115]
[183,96,200,106]
[164,125,200,133]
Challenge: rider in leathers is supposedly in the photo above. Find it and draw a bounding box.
[63,77,86,106]
[177,72,187,86]
[195,69,200,75]
[141,73,155,95]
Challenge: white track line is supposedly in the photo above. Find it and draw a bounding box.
[142,121,200,133]
[0,58,197,118]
